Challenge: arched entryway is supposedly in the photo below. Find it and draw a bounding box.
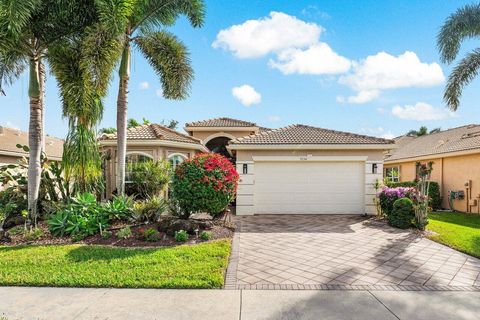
[204,134,236,162]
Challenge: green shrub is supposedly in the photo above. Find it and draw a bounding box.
[386,181,442,210]
[171,153,239,218]
[200,231,212,241]
[138,227,161,242]
[174,230,188,242]
[117,226,132,239]
[388,198,415,229]
[126,160,172,199]
[102,195,134,220]
[24,228,44,241]
[101,231,112,239]
[131,196,168,223]
[47,193,109,237]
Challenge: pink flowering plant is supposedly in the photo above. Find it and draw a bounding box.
[377,186,417,216]
[172,153,239,218]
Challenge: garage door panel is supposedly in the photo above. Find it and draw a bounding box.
[254,161,364,214]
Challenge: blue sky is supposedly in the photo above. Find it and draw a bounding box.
[1,0,480,139]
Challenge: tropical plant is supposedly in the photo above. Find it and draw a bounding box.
[172,153,239,218]
[131,196,168,223]
[114,0,205,195]
[200,230,211,241]
[0,0,97,226]
[116,226,132,239]
[47,193,109,237]
[386,181,442,210]
[47,1,131,195]
[137,227,161,242]
[126,160,172,199]
[414,161,433,230]
[407,126,441,136]
[438,3,480,110]
[174,229,188,242]
[102,194,134,220]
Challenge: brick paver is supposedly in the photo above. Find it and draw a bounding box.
[229,215,480,289]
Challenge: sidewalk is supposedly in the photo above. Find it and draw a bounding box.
[1,287,479,320]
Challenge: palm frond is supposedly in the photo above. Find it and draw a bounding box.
[437,3,480,63]
[444,48,480,111]
[0,44,28,95]
[94,0,134,35]
[0,0,41,38]
[131,0,205,32]
[135,30,193,99]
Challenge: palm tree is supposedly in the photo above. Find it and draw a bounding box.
[0,0,96,226]
[115,0,205,195]
[48,1,132,194]
[438,3,480,110]
[407,126,441,137]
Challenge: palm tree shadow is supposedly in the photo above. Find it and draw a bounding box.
[65,245,157,262]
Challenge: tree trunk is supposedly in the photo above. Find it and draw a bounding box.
[39,62,46,154]
[27,55,43,227]
[116,43,131,195]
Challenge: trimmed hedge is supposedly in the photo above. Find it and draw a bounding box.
[386,181,442,210]
[388,198,415,229]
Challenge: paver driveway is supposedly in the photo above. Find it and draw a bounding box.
[228,215,480,289]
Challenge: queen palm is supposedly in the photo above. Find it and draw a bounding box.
[115,0,205,195]
[438,3,480,110]
[0,0,96,225]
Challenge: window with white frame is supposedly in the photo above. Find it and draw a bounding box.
[384,166,400,182]
[168,153,186,170]
[125,153,153,183]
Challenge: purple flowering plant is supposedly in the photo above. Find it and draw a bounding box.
[377,186,418,216]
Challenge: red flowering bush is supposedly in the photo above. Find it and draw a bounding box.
[171,153,239,218]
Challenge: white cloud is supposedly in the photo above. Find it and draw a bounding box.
[359,126,395,140]
[232,85,262,106]
[337,90,379,104]
[268,115,281,122]
[213,12,322,59]
[139,81,150,90]
[269,43,351,75]
[156,88,163,97]
[391,102,456,121]
[339,51,445,104]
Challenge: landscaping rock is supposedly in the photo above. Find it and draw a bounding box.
[158,217,214,236]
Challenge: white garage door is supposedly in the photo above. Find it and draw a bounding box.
[254,161,365,214]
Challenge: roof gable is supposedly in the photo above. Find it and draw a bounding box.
[230,124,393,145]
[99,124,202,144]
[386,124,480,161]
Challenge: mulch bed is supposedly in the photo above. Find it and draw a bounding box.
[2,220,234,248]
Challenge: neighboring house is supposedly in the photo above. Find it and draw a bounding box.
[0,126,63,165]
[100,118,395,215]
[384,124,480,213]
[99,123,207,196]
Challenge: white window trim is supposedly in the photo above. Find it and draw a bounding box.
[385,166,400,182]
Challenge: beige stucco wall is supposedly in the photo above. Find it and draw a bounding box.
[0,154,21,165]
[385,153,480,213]
[234,148,385,215]
[189,130,256,142]
[102,144,199,198]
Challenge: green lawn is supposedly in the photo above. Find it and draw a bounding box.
[427,211,480,258]
[0,240,231,289]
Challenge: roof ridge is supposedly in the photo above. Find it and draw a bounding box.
[231,124,296,143]
[293,124,393,143]
[185,117,258,127]
[151,123,201,143]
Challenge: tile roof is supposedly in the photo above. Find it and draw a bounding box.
[99,124,202,144]
[229,124,393,145]
[185,117,258,127]
[0,126,63,159]
[385,124,480,162]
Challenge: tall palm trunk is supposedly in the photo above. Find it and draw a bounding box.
[27,54,43,227]
[116,42,131,195]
